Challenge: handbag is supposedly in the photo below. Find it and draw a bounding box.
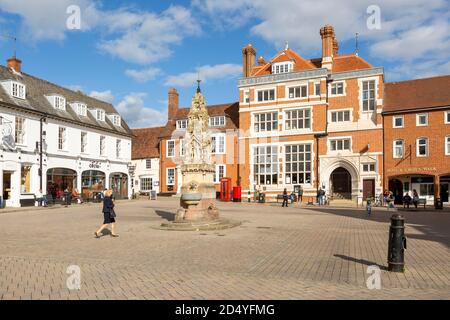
[110,207,116,218]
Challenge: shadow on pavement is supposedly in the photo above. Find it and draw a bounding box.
[156,210,176,222]
[334,254,388,271]
[315,208,450,249]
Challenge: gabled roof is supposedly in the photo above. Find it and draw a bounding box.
[0,65,133,136]
[252,48,317,76]
[159,102,239,139]
[132,126,165,159]
[384,75,450,113]
[331,54,372,73]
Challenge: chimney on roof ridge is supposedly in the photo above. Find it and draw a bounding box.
[258,56,266,66]
[7,55,22,73]
[242,44,256,78]
[320,24,336,70]
[168,88,179,121]
[333,38,339,56]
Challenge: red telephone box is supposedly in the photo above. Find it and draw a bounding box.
[220,178,232,201]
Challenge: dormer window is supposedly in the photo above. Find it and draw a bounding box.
[272,62,293,74]
[11,82,26,99]
[72,103,87,117]
[209,116,225,127]
[54,96,66,110]
[111,115,121,126]
[96,109,105,121]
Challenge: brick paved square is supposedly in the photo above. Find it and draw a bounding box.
[0,199,449,299]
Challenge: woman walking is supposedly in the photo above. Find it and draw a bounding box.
[282,188,289,207]
[94,189,119,238]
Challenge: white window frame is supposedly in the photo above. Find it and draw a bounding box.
[81,131,88,153]
[393,139,404,159]
[76,103,87,117]
[179,138,185,156]
[112,115,121,126]
[314,82,321,96]
[328,137,351,152]
[330,81,345,96]
[211,134,226,154]
[361,80,376,112]
[145,159,152,169]
[445,136,450,156]
[58,127,67,151]
[166,140,175,158]
[11,81,26,99]
[416,137,428,157]
[209,116,226,127]
[214,165,226,184]
[14,116,26,145]
[257,89,276,102]
[116,139,121,158]
[284,108,311,130]
[393,115,404,128]
[253,111,278,133]
[445,111,450,124]
[100,135,106,156]
[287,84,308,99]
[284,143,313,185]
[330,109,351,123]
[272,62,293,74]
[244,90,250,103]
[362,163,376,173]
[416,113,428,126]
[252,145,278,186]
[96,109,105,122]
[166,168,175,186]
[176,119,187,130]
[140,177,153,191]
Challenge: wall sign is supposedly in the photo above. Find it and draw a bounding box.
[89,161,102,169]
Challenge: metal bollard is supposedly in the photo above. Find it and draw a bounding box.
[387,213,407,272]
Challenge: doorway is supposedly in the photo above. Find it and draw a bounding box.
[388,179,403,204]
[3,172,12,202]
[363,179,375,200]
[440,182,449,203]
[330,167,352,199]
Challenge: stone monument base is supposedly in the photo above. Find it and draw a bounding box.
[157,218,241,231]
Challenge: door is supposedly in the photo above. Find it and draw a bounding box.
[331,167,352,199]
[441,183,449,203]
[388,179,403,205]
[3,172,12,201]
[363,179,375,200]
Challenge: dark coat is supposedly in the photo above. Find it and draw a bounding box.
[102,196,115,213]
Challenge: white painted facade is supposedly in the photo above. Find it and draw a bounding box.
[1,106,132,207]
[131,157,160,194]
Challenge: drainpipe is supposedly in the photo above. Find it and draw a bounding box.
[39,116,47,191]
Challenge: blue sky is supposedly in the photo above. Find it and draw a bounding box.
[0,0,449,128]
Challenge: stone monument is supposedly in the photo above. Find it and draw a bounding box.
[159,82,240,231]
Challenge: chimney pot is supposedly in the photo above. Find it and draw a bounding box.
[242,44,256,78]
[168,88,179,121]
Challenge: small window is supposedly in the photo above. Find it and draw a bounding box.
[445,136,450,155]
[179,139,185,156]
[393,116,404,128]
[11,82,26,99]
[116,139,121,158]
[140,178,153,191]
[331,110,351,123]
[176,120,187,130]
[445,111,450,124]
[209,116,226,127]
[81,132,88,153]
[96,109,105,121]
[416,113,428,126]
[363,163,376,172]
[167,140,175,157]
[288,85,308,99]
[331,82,344,95]
[330,138,351,151]
[54,96,66,110]
[100,136,106,156]
[315,83,321,96]
[272,62,293,74]
[167,168,175,186]
[76,103,87,116]
[416,137,428,157]
[244,90,250,103]
[211,134,225,154]
[393,140,404,158]
[58,127,66,150]
[15,117,25,145]
[112,115,121,126]
[214,165,226,183]
[257,89,275,102]
[146,159,152,169]
[362,80,376,111]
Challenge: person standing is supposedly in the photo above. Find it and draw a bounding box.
[94,189,119,238]
[366,195,372,216]
[297,186,303,205]
[282,188,289,207]
[412,189,419,209]
[36,189,48,207]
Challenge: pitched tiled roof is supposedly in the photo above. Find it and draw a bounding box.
[0,65,133,136]
[331,54,372,73]
[159,102,239,139]
[132,126,165,159]
[384,75,450,113]
[252,48,317,76]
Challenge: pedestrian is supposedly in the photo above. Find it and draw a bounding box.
[403,192,412,209]
[412,189,419,209]
[297,185,303,205]
[366,195,372,216]
[317,187,325,206]
[94,189,119,238]
[36,189,48,207]
[383,189,389,207]
[64,187,72,207]
[282,188,289,207]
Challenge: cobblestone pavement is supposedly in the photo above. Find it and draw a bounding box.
[0,199,449,300]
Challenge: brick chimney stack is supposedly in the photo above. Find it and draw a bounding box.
[7,56,22,73]
[242,44,256,78]
[320,25,336,70]
[333,38,339,56]
[168,88,179,121]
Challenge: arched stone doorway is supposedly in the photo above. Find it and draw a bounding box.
[330,167,352,199]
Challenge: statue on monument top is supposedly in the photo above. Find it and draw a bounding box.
[184,80,212,165]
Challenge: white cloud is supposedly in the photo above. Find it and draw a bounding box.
[115,93,167,128]
[165,63,241,87]
[89,90,115,104]
[125,68,162,83]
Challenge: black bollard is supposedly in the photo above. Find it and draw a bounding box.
[387,213,407,272]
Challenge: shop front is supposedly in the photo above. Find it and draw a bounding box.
[46,168,77,202]
[388,175,435,205]
[440,175,450,203]
[109,172,128,199]
[81,170,106,200]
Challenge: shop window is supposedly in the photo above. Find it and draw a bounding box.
[140,178,153,191]
[253,145,278,185]
[21,165,31,193]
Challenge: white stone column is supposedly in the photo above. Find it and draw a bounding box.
[76,170,82,191]
[176,165,183,195]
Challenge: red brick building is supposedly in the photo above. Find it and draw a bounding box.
[383,75,450,204]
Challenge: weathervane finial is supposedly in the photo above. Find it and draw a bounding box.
[196,77,201,94]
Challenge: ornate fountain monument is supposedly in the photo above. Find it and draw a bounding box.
[159,82,240,231]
